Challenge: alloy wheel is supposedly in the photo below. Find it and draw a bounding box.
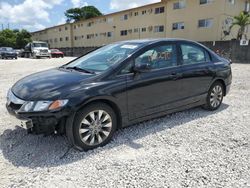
[79,110,112,146]
[210,85,223,108]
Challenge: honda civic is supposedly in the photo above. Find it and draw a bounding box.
[6,39,232,151]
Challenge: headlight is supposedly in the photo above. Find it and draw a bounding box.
[20,100,68,112]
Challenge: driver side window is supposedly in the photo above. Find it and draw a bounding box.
[135,44,177,70]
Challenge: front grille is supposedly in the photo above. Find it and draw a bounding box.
[40,50,48,53]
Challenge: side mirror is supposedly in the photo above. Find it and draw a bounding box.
[133,63,151,73]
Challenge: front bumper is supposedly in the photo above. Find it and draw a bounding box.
[225,84,231,95]
[35,53,50,57]
[6,103,71,134]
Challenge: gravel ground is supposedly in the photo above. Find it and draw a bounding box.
[0,58,249,188]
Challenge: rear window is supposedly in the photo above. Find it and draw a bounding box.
[180,44,210,65]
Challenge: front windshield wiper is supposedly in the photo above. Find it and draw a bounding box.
[64,66,95,74]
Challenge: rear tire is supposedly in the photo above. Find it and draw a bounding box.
[71,103,117,151]
[203,82,224,111]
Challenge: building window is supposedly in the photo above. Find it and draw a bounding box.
[228,0,235,4]
[60,37,63,41]
[245,1,250,12]
[74,36,77,40]
[120,30,128,36]
[141,27,147,32]
[65,26,68,30]
[107,18,113,23]
[173,1,186,9]
[49,39,53,43]
[59,28,62,32]
[172,22,185,30]
[87,34,94,39]
[154,25,164,32]
[142,10,147,15]
[107,32,113,37]
[198,18,213,28]
[155,7,165,14]
[200,0,213,5]
[100,32,106,37]
[121,14,128,20]
[134,28,139,33]
[87,22,94,27]
[134,12,139,16]
[65,37,69,41]
[54,38,58,43]
[74,25,76,29]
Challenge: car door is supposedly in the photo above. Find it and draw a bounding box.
[124,42,184,120]
[178,42,215,104]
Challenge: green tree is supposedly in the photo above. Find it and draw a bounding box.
[0,29,31,48]
[16,29,32,49]
[0,29,16,47]
[230,11,250,40]
[65,6,102,22]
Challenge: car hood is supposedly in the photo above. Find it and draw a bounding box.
[12,68,95,101]
[34,47,48,50]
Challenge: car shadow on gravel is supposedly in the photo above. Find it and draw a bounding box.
[0,104,229,168]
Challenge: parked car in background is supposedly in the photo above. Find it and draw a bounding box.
[6,39,232,151]
[50,49,64,58]
[15,49,24,57]
[21,41,51,59]
[0,47,18,59]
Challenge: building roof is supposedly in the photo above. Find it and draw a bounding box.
[31,1,164,34]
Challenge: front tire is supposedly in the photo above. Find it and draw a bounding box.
[203,82,224,111]
[72,103,117,151]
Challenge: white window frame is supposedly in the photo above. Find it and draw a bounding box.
[200,0,213,5]
[154,25,164,32]
[173,0,186,9]
[198,18,213,28]
[172,22,185,30]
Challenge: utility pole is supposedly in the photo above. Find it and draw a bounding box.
[139,28,141,39]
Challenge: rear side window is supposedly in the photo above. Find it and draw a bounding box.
[180,44,210,65]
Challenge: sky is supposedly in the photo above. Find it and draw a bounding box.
[0,0,160,32]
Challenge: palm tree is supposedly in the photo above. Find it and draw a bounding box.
[230,11,250,40]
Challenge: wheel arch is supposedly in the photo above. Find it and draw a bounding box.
[76,97,123,130]
[211,79,227,96]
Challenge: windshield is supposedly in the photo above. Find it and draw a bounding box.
[51,49,59,52]
[2,47,13,51]
[33,43,48,48]
[65,43,141,72]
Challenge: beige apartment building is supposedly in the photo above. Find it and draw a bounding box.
[31,0,250,48]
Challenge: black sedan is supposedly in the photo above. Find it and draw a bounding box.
[0,47,18,59]
[6,39,232,151]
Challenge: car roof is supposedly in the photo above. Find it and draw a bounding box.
[116,38,198,45]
